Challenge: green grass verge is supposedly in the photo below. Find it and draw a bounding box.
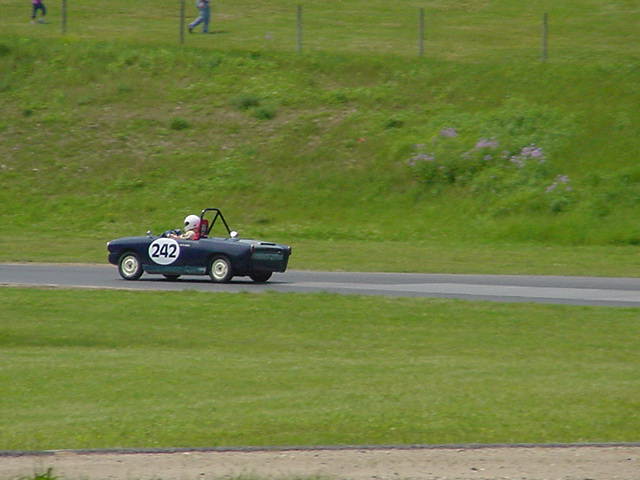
[2,287,639,450]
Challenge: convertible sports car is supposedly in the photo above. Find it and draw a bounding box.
[107,208,291,283]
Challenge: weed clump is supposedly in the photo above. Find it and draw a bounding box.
[385,117,404,129]
[253,105,277,120]
[170,117,190,130]
[231,94,276,120]
[232,94,260,110]
[20,468,57,480]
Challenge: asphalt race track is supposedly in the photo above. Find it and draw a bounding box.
[2,263,640,307]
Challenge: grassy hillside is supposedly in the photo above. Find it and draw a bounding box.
[1,0,639,271]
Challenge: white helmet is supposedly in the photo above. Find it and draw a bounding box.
[183,214,200,232]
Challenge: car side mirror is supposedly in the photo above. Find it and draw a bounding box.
[230,231,238,238]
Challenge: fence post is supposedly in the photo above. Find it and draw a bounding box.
[541,12,548,62]
[296,5,303,53]
[180,0,186,44]
[418,8,425,57]
[61,0,67,34]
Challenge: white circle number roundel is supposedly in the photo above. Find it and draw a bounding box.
[148,238,180,265]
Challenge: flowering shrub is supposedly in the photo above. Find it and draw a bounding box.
[407,134,501,185]
[401,98,581,216]
[407,133,576,215]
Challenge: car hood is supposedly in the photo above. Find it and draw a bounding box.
[235,238,289,248]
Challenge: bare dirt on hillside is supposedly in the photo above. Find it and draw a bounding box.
[2,446,640,480]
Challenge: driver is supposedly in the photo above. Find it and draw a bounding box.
[170,214,200,240]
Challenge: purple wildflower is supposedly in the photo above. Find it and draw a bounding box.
[545,174,571,193]
[407,152,435,167]
[440,127,458,138]
[509,144,546,168]
[510,157,525,168]
[520,145,545,162]
[475,138,499,150]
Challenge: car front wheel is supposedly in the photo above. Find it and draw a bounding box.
[118,252,143,280]
[209,256,233,283]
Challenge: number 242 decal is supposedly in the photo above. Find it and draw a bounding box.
[151,242,177,258]
[148,238,181,265]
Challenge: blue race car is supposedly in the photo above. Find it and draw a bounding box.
[107,208,291,283]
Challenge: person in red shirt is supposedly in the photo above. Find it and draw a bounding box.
[170,214,200,240]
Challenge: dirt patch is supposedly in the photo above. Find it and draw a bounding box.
[2,446,639,480]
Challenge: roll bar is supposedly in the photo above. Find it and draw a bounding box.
[200,208,232,236]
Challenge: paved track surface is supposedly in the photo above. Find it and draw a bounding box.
[2,263,640,306]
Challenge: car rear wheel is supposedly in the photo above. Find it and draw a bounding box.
[118,252,143,280]
[209,256,233,283]
[249,271,272,283]
[163,274,181,281]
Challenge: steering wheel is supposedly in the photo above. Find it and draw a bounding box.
[161,229,181,238]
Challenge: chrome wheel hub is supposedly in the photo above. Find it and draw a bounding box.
[122,256,138,276]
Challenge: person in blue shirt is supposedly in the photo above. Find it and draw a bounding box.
[31,0,47,23]
[188,0,210,34]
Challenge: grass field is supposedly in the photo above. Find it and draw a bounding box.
[1,287,640,450]
[1,0,640,453]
